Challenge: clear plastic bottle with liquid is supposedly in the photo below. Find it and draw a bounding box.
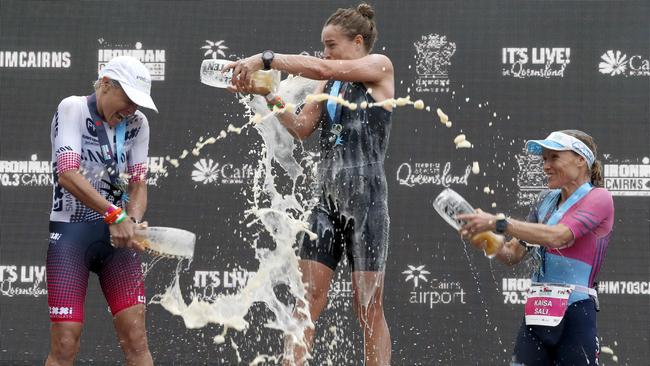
[433,188,503,258]
[200,59,281,94]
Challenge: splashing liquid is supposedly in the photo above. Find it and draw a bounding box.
[150,76,322,364]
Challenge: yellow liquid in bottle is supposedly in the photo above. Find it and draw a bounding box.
[470,231,504,258]
[251,70,280,94]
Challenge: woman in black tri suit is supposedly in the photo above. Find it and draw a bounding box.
[226,3,394,365]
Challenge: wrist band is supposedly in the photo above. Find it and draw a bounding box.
[114,211,128,224]
[267,95,286,111]
[103,206,123,224]
[104,204,119,216]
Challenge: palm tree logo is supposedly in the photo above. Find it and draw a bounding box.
[403,265,431,288]
[202,40,228,59]
[599,50,628,76]
[192,158,220,184]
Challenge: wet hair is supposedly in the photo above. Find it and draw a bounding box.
[325,3,378,53]
[561,129,604,187]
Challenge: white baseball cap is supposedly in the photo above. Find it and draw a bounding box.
[526,131,595,167]
[99,56,158,112]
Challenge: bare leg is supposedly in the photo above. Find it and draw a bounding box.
[284,259,334,366]
[352,271,391,366]
[45,322,83,366]
[113,304,153,366]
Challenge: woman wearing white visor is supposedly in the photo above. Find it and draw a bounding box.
[46,56,156,366]
[457,130,614,366]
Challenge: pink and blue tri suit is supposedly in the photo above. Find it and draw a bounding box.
[512,184,614,366]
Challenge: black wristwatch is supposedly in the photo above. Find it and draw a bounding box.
[262,50,274,70]
[495,213,509,234]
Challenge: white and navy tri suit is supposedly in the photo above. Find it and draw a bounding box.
[47,94,148,322]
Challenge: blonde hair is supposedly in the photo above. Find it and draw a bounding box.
[92,78,121,91]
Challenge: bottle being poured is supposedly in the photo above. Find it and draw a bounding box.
[433,188,504,257]
[200,59,281,94]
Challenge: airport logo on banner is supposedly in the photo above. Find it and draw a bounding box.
[328,279,353,299]
[97,40,166,80]
[201,40,229,59]
[201,39,248,61]
[603,155,650,196]
[413,34,456,93]
[192,269,256,300]
[0,265,47,298]
[0,50,71,68]
[598,50,650,77]
[502,47,571,78]
[191,158,255,185]
[404,265,466,308]
[396,162,471,187]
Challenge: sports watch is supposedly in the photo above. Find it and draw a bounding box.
[495,213,509,234]
[262,50,274,70]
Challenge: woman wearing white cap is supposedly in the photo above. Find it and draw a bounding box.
[457,130,614,365]
[46,56,157,366]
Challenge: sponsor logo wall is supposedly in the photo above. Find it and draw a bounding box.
[0,1,648,365]
[599,50,650,77]
[191,159,255,185]
[0,265,47,298]
[603,156,650,196]
[396,161,472,187]
[97,40,166,80]
[403,265,467,308]
[413,33,455,93]
[0,51,71,68]
[0,155,52,187]
[192,269,256,300]
[0,156,170,187]
[501,47,571,78]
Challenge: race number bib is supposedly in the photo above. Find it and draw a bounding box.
[524,284,572,327]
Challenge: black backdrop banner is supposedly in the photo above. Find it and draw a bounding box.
[1,1,648,365]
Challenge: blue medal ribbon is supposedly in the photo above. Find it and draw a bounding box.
[87,94,129,204]
[327,80,342,123]
[533,182,593,279]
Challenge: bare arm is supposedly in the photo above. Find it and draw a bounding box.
[458,210,574,249]
[504,219,573,249]
[226,53,393,86]
[275,81,326,140]
[229,80,326,140]
[58,170,113,214]
[125,181,147,222]
[58,170,139,248]
[271,53,393,83]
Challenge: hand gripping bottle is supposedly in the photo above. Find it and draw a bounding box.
[433,188,503,258]
[200,59,280,94]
